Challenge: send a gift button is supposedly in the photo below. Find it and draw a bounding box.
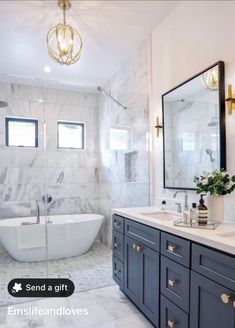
[8,278,75,298]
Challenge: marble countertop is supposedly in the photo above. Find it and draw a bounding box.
[112,207,235,256]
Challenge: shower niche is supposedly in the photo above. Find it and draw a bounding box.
[125,151,138,182]
[162,61,226,190]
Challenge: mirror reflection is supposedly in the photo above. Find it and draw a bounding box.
[163,62,225,189]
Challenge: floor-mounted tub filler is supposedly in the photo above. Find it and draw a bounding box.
[0,214,104,262]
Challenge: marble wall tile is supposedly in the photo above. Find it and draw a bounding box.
[29,101,44,119]
[0,83,99,220]
[97,40,150,246]
[11,84,44,102]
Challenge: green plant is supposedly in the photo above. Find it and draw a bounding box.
[193,170,235,196]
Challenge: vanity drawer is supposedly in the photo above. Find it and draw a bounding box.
[125,219,160,251]
[192,243,235,291]
[160,294,189,328]
[113,214,124,234]
[113,256,123,290]
[161,232,190,267]
[161,255,190,313]
[112,230,124,261]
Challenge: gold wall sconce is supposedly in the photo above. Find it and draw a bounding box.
[225,84,235,115]
[155,117,163,137]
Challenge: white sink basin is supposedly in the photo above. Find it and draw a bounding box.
[140,211,180,221]
[217,231,235,241]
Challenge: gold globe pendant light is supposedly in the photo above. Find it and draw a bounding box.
[201,67,219,91]
[47,0,82,65]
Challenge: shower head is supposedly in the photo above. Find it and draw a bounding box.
[208,117,218,127]
[205,149,213,155]
[0,99,8,108]
[97,86,127,110]
[205,148,215,170]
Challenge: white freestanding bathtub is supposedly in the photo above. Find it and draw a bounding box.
[0,214,104,262]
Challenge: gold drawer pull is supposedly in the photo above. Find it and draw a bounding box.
[168,244,176,253]
[167,320,175,328]
[233,301,235,308]
[168,279,176,287]
[132,243,142,252]
[221,293,230,304]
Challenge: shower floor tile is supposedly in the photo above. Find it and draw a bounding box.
[0,241,115,307]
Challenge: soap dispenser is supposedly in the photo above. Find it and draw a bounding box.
[161,200,167,211]
[198,195,208,225]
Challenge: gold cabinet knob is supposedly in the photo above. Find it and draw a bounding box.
[168,244,176,253]
[233,301,235,308]
[221,293,230,304]
[136,245,142,252]
[132,243,136,251]
[168,279,176,287]
[167,320,175,328]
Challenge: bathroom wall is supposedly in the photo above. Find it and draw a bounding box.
[0,80,98,219]
[98,40,150,246]
[150,1,235,220]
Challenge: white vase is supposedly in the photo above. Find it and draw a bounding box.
[208,196,224,223]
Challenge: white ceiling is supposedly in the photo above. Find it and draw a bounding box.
[0,1,177,88]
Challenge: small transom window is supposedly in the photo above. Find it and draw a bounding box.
[109,127,129,150]
[5,117,38,148]
[57,121,85,149]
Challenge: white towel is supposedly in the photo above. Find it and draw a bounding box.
[17,224,46,249]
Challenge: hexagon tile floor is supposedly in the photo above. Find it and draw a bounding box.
[0,241,115,307]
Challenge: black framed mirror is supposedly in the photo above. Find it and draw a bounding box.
[162,61,226,190]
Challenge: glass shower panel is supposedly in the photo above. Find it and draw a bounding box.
[44,81,150,293]
[98,91,150,246]
[0,74,48,307]
[44,80,111,291]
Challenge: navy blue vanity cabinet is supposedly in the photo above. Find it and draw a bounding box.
[123,235,141,305]
[112,215,124,291]
[112,213,235,328]
[161,294,189,328]
[161,255,190,313]
[139,241,159,325]
[190,271,235,328]
[124,234,160,327]
[112,256,124,290]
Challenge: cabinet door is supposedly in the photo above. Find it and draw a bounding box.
[190,271,235,328]
[139,245,159,327]
[124,235,141,305]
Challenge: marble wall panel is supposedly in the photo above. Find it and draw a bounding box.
[97,40,150,247]
[0,83,99,223]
